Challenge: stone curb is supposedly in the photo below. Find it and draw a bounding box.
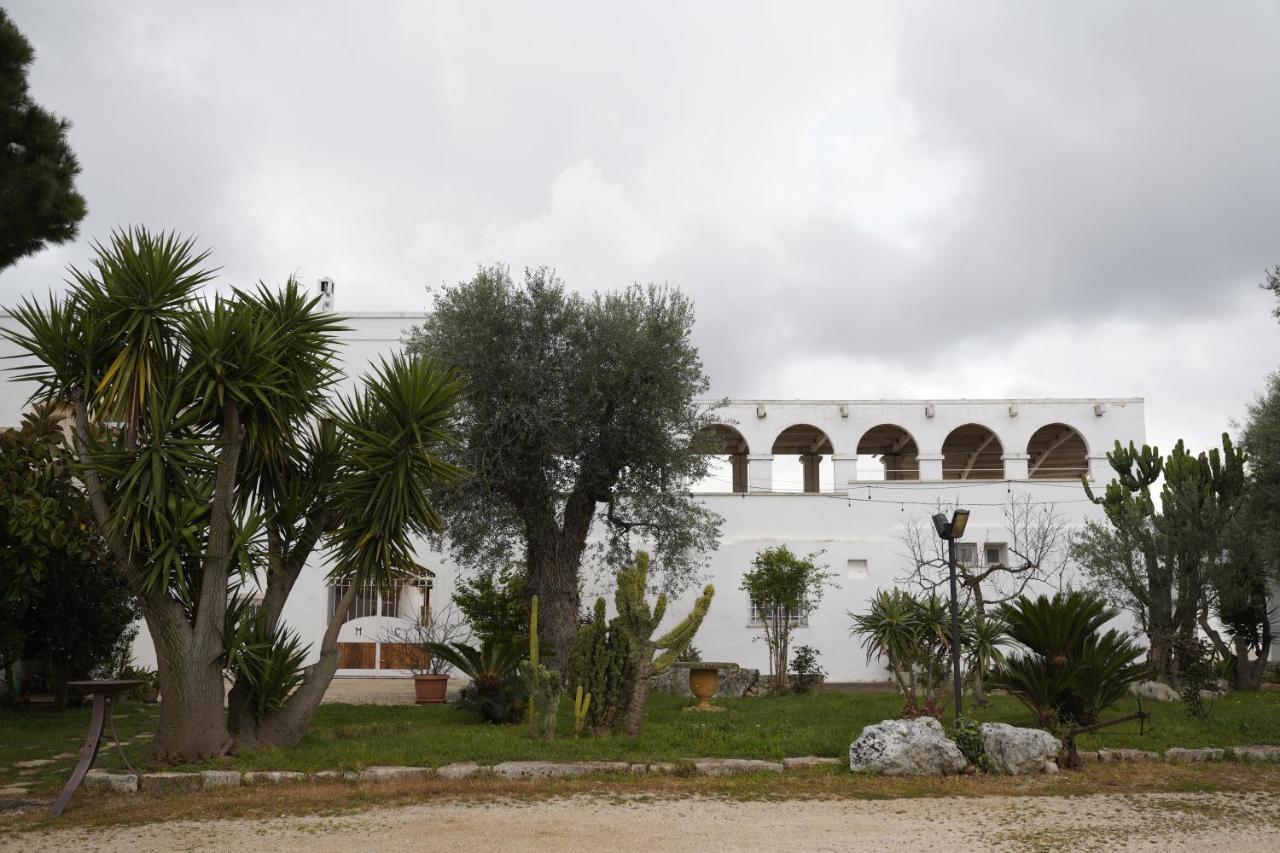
[71,744,1280,796]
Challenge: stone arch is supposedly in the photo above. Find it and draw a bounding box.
[1027,423,1089,480]
[771,423,834,493]
[855,424,920,481]
[694,423,750,493]
[941,423,1005,480]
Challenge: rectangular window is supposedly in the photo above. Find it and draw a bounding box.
[748,603,809,628]
[846,558,869,580]
[330,578,430,622]
[985,545,1007,566]
[955,543,978,566]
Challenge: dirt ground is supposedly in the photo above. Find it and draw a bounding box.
[6,792,1279,852]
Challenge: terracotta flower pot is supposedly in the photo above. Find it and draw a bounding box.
[414,674,449,704]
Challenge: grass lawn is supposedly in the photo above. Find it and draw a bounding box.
[3,689,1278,792]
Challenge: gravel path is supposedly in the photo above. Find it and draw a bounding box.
[6,792,1280,852]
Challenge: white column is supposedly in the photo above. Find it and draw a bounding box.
[747,454,773,493]
[1003,453,1030,480]
[831,454,858,491]
[917,453,944,481]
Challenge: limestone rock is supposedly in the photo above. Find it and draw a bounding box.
[848,718,967,776]
[85,769,139,793]
[980,723,1062,775]
[242,771,306,785]
[1164,748,1224,763]
[1130,681,1180,702]
[648,762,678,774]
[782,756,843,770]
[491,761,603,779]
[199,770,242,788]
[358,766,432,782]
[437,762,487,780]
[693,758,783,776]
[1096,748,1159,763]
[1234,746,1280,762]
[141,771,201,793]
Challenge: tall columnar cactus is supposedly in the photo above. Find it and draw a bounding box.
[567,597,635,736]
[522,595,562,739]
[616,551,715,736]
[572,685,591,737]
[527,595,540,738]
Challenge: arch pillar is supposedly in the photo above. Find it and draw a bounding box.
[1088,455,1113,483]
[1002,453,1030,480]
[747,454,773,493]
[917,453,944,481]
[729,452,749,493]
[831,453,858,490]
[800,453,822,493]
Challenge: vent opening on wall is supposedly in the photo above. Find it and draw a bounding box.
[846,559,868,580]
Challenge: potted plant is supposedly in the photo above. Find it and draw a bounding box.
[386,603,470,704]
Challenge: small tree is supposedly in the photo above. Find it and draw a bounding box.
[741,546,835,693]
[0,10,87,271]
[900,494,1068,705]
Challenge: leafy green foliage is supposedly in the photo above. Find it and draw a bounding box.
[0,406,136,706]
[998,591,1145,728]
[0,10,87,271]
[452,564,528,646]
[950,716,993,773]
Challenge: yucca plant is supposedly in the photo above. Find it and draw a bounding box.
[223,593,310,724]
[850,588,957,712]
[4,227,464,761]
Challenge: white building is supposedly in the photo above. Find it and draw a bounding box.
[10,300,1260,681]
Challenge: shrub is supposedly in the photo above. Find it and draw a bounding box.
[951,716,993,773]
[999,591,1145,728]
[427,639,526,724]
[789,645,826,694]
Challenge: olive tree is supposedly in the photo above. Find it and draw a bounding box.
[406,266,722,661]
[5,228,462,761]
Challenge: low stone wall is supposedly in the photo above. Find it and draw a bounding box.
[82,755,846,795]
[651,666,760,698]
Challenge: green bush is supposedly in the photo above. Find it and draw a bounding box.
[950,716,993,773]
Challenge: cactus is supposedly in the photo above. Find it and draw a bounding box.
[522,594,562,739]
[616,551,715,736]
[527,595,541,738]
[567,598,635,735]
[572,685,591,737]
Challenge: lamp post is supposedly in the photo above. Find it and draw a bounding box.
[932,508,970,720]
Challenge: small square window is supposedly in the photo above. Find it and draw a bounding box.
[846,559,868,580]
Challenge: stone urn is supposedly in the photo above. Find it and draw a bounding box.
[673,662,737,712]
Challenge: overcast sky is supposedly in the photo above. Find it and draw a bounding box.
[4,2,1280,455]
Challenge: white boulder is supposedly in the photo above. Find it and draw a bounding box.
[980,723,1061,775]
[1130,681,1180,702]
[849,718,967,776]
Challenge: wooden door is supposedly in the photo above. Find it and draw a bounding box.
[337,642,376,669]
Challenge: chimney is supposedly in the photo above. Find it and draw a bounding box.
[318,277,335,311]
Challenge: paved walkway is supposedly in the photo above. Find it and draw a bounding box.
[6,792,1279,852]
[320,677,466,704]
